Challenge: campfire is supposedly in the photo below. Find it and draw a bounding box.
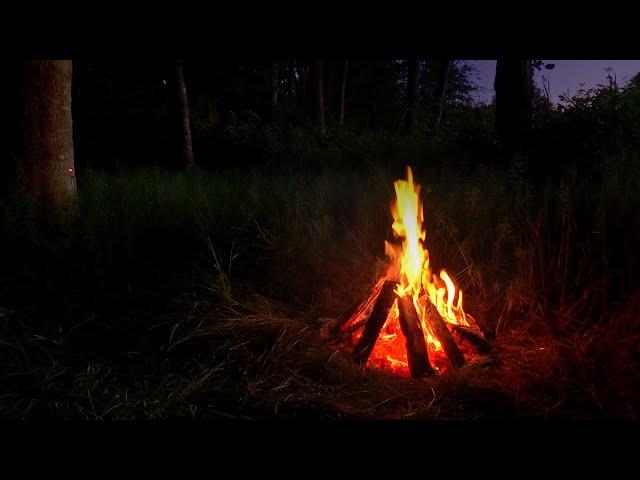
[327,166,489,377]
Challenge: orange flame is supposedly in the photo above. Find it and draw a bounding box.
[391,166,426,298]
[365,166,474,373]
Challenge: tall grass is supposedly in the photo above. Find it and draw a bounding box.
[1,156,639,418]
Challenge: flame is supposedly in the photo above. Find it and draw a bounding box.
[365,166,474,373]
[391,166,426,298]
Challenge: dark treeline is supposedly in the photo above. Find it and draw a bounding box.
[14,58,486,173]
[4,57,640,420]
[5,57,640,210]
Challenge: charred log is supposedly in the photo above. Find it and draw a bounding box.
[398,296,434,378]
[332,278,385,335]
[352,281,398,365]
[450,324,490,354]
[424,302,466,369]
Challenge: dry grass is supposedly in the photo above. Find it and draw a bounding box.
[2,163,639,419]
[180,295,506,419]
[171,161,640,419]
[173,281,639,419]
[163,231,637,420]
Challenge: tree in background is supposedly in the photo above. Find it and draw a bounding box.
[16,60,77,211]
[337,58,348,127]
[175,60,194,168]
[312,60,325,126]
[347,58,403,131]
[432,59,452,129]
[286,60,296,109]
[494,59,533,159]
[61,58,482,172]
[270,62,279,123]
[297,63,309,116]
[404,57,419,133]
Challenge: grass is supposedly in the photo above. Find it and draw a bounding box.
[1,155,640,419]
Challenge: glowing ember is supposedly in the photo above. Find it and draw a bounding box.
[342,166,482,375]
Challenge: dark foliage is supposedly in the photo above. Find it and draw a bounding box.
[2,59,640,419]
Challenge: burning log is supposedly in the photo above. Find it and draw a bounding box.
[352,281,398,365]
[450,324,490,354]
[332,278,385,335]
[331,166,495,376]
[424,301,466,369]
[398,295,434,378]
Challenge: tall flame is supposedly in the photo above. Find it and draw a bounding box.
[391,166,426,298]
[364,166,475,373]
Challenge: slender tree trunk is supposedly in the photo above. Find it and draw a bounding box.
[287,60,295,107]
[16,60,77,211]
[369,103,377,131]
[207,93,220,128]
[313,60,325,126]
[175,60,194,168]
[494,59,533,159]
[433,59,452,129]
[419,59,431,106]
[404,57,419,133]
[270,62,279,114]
[337,58,348,127]
[299,64,309,118]
[369,63,378,131]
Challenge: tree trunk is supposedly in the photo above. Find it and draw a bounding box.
[16,60,77,211]
[433,59,452,129]
[337,58,348,127]
[369,103,377,131]
[175,60,194,168]
[494,59,533,159]
[419,60,432,106]
[313,60,325,126]
[299,64,309,118]
[207,94,220,128]
[404,57,419,133]
[287,60,295,107]
[270,62,279,115]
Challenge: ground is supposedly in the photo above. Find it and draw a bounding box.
[1,159,639,419]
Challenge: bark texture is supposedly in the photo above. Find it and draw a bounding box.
[424,302,466,369]
[352,281,398,365]
[16,60,77,210]
[175,60,194,168]
[398,296,434,377]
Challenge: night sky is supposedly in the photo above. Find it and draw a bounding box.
[463,60,640,104]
